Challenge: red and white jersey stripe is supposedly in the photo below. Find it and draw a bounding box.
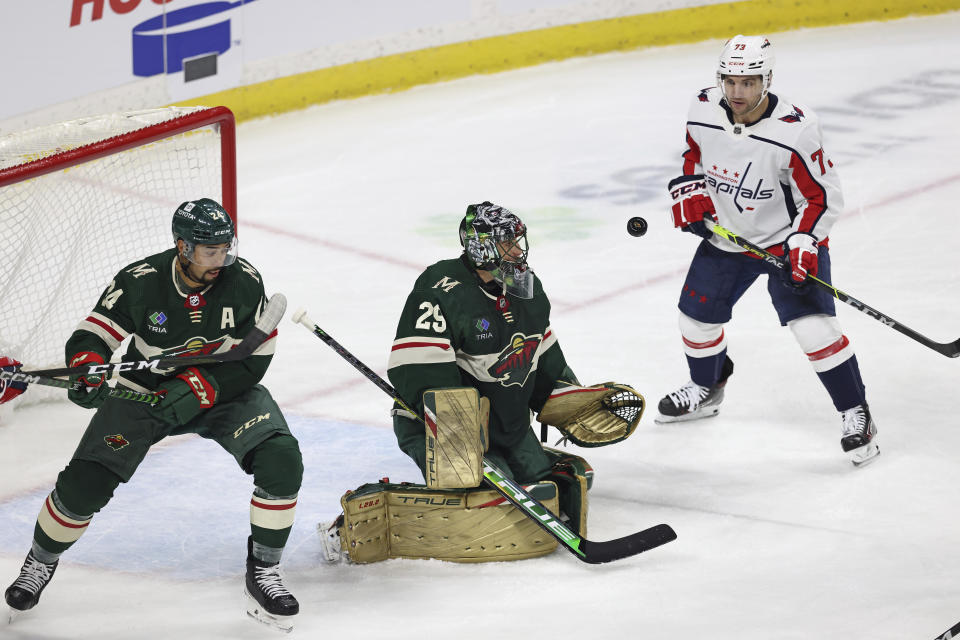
[74,312,129,351]
[388,336,455,369]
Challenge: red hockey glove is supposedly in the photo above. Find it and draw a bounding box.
[785,232,819,283]
[154,366,219,426]
[0,356,28,404]
[67,352,110,409]
[667,174,716,240]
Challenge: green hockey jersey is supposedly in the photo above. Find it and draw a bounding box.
[65,248,275,402]
[387,255,577,455]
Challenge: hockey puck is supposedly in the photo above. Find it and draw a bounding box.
[627,217,648,237]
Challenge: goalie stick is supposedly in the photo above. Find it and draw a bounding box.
[704,223,960,359]
[21,293,287,379]
[292,308,677,564]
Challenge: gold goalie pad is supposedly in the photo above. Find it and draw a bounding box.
[423,387,489,489]
[537,382,645,447]
[338,480,560,563]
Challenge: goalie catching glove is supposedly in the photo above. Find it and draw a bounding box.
[537,381,645,447]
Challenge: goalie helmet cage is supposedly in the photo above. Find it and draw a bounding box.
[0,106,237,406]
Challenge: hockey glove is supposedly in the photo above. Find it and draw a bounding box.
[0,356,28,404]
[67,352,111,409]
[781,232,819,293]
[154,366,219,426]
[668,174,716,240]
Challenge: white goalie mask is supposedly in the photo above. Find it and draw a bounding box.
[717,35,775,103]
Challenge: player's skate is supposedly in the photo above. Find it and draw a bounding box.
[244,537,298,633]
[841,403,879,467]
[656,357,732,424]
[318,516,348,564]
[657,375,733,424]
[5,550,58,623]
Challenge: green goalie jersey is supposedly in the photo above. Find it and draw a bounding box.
[65,248,275,401]
[387,255,577,456]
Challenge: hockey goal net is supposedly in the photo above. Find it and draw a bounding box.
[0,106,236,406]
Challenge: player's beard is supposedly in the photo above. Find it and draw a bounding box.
[179,256,223,287]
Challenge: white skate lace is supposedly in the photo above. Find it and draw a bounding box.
[254,565,293,599]
[841,406,867,437]
[12,556,54,595]
[667,381,708,411]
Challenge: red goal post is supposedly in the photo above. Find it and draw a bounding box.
[0,106,237,406]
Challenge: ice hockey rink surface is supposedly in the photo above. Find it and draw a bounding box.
[2,13,960,639]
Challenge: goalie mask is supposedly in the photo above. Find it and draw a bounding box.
[459,201,534,299]
[171,198,238,268]
[717,35,775,105]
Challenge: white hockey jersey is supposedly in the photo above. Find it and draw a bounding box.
[680,87,843,253]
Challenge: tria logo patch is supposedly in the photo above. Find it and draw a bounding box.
[488,332,542,387]
[475,318,490,332]
[149,311,167,325]
[104,434,130,451]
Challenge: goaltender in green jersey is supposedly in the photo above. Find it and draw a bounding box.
[4,199,301,633]
[321,201,645,565]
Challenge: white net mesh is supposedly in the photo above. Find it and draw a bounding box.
[0,107,231,407]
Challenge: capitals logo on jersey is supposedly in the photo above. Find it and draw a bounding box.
[705,161,775,213]
[779,105,805,123]
[488,332,542,387]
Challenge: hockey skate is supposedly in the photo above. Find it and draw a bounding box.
[244,537,298,633]
[841,403,879,467]
[318,516,348,564]
[656,357,732,424]
[5,550,58,622]
[655,379,729,424]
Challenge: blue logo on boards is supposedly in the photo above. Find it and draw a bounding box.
[132,0,257,78]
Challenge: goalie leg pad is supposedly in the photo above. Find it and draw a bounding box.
[543,446,592,536]
[337,480,560,563]
[538,382,645,447]
[423,388,488,489]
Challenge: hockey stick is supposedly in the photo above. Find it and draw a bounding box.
[0,369,164,405]
[704,223,960,359]
[292,308,677,564]
[22,293,287,379]
[934,620,960,640]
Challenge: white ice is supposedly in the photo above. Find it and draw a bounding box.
[3,13,960,639]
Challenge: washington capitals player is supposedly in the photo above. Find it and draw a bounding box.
[656,35,879,466]
[3,199,303,631]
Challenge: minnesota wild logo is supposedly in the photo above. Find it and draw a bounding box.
[166,337,227,358]
[104,434,130,451]
[487,332,542,387]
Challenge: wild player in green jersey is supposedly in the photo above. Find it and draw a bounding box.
[3,199,302,633]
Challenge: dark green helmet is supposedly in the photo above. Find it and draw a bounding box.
[172,198,237,267]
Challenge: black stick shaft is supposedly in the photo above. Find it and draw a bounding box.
[706,223,960,358]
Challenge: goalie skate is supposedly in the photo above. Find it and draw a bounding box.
[318,517,348,564]
[244,537,298,634]
[841,404,879,467]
